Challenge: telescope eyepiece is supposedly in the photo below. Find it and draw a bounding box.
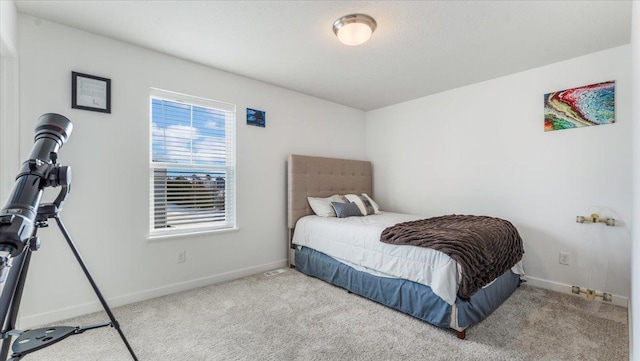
[34,113,73,146]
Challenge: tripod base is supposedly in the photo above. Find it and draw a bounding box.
[10,321,112,358]
[0,207,138,360]
[12,326,77,356]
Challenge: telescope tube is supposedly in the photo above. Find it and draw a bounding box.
[0,113,72,257]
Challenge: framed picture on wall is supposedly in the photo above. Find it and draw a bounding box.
[246,108,265,127]
[544,80,615,132]
[71,71,111,113]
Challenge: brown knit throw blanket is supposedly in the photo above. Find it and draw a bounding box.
[380,215,523,299]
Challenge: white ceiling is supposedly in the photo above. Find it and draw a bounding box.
[13,0,632,111]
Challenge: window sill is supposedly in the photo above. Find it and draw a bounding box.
[147,226,240,241]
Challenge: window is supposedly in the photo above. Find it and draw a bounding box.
[150,89,236,237]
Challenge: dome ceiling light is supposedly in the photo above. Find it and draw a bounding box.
[332,14,377,46]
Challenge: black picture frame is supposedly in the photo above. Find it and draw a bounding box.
[71,71,111,113]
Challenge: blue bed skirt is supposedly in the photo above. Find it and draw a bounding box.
[295,246,520,331]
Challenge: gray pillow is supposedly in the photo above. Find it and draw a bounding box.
[331,201,363,218]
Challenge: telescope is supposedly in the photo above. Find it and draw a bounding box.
[0,113,73,282]
[0,114,137,360]
[0,113,72,275]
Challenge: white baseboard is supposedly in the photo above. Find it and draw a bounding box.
[18,259,288,329]
[524,275,628,308]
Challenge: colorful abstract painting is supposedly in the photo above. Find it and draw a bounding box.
[544,81,615,132]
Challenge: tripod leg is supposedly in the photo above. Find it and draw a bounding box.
[0,246,33,360]
[53,216,138,361]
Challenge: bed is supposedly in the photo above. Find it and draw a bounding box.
[287,154,524,339]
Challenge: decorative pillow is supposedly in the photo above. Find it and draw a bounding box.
[331,201,363,218]
[344,193,381,215]
[308,195,345,217]
[360,193,381,214]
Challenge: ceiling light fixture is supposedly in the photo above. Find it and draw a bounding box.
[332,14,377,46]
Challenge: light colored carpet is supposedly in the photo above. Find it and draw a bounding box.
[19,268,627,360]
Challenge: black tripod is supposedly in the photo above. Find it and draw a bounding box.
[0,185,138,360]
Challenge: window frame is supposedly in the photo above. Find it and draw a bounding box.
[148,88,237,239]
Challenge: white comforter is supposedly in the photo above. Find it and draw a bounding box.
[292,212,524,305]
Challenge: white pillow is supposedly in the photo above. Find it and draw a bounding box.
[308,195,346,217]
[344,193,381,215]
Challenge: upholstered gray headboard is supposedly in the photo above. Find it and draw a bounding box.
[287,154,372,229]
[286,154,372,267]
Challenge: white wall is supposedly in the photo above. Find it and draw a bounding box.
[0,0,17,56]
[0,0,20,202]
[366,45,632,303]
[16,15,365,327]
[630,1,639,358]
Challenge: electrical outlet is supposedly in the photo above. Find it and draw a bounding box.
[177,251,186,263]
[559,252,570,265]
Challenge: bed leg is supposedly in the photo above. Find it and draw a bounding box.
[457,330,466,340]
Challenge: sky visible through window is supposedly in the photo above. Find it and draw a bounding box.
[151,98,227,174]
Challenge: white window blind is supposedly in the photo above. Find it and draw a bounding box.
[149,88,236,237]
